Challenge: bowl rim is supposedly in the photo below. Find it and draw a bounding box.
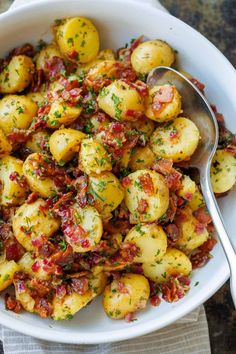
[0,0,234,344]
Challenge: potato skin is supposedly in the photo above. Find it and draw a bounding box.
[88,172,124,219]
[103,273,150,319]
[79,138,112,174]
[124,169,169,223]
[0,55,34,94]
[150,117,200,162]
[97,80,144,121]
[124,223,167,263]
[49,128,85,163]
[18,253,50,280]
[143,248,192,283]
[0,95,37,134]
[145,85,182,122]
[0,156,29,206]
[23,153,58,198]
[12,198,60,252]
[210,149,236,193]
[26,131,49,153]
[175,207,209,253]
[129,145,155,171]
[0,129,12,157]
[0,260,20,292]
[36,43,62,71]
[188,186,204,211]
[131,40,175,75]
[46,100,82,128]
[55,17,99,63]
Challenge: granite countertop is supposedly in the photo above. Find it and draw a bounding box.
[0,0,235,353]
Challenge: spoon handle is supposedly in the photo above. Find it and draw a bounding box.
[200,169,236,308]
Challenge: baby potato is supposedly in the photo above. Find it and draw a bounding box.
[178,175,196,201]
[86,60,117,83]
[124,169,169,224]
[175,207,209,253]
[143,248,192,283]
[12,198,60,252]
[64,203,103,253]
[0,156,29,206]
[124,223,167,263]
[26,131,49,153]
[88,172,124,219]
[23,153,58,198]
[18,253,50,280]
[145,85,182,122]
[97,80,144,121]
[188,186,204,211]
[77,48,116,74]
[210,149,236,193]
[27,92,45,106]
[55,16,99,63]
[47,100,82,128]
[49,128,85,163]
[129,145,155,171]
[131,40,175,75]
[0,260,20,292]
[36,43,63,71]
[79,138,112,174]
[14,280,35,312]
[0,129,12,156]
[131,117,155,138]
[150,117,200,162]
[103,273,150,319]
[0,55,34,94]
[0,95,38,134]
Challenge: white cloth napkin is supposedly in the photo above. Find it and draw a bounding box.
[0,0,211,353]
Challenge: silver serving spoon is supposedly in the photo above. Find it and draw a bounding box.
[147,66,236,307]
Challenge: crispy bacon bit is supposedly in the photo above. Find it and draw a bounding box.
[45,56,65,79]
[9,43,35,58]
[125,313,134,322]
[7,128,32,144]
[138,173,154,196]
[161,275,190,303]
[67,50,79,60]
[225,144,236,155]
[5,294,22,313]
[128,80,149,98]
[9,171,28,188]
[193,207,211,225]
[117,36,144,64]
[15,279,26,294]
[56,284,67,299]
[125,109,145,120]
[166,223,180,246]
[152,158,173,175]
[34,298,53,318]
[120,242,139,263]
[52,192,74,212]
[31,69,44,92]
[73,176,88,208]
[49,245,74,267]
[104,219,131,235]
[165,170,182,191]
[5,239,25,262]
[190,238,217,269]
[150,294,161,307]
[122,176,131,187]
[190,77,205,92]
[32,261,40,273]
[26,192,39,204]
[183,192,193,201]
[155,86,174,103]
[116,280,129,294]
[194,223,206,234]
[71,277,89,294]
[137,198,148,214]
[199,238,217,253]
[160,193,178,224]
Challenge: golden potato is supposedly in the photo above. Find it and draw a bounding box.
[175,207,209,253]
[124,169,169,223]
[86,60,117,83]
[27,91,45,106]
[97,80,144,121]
[26,131,49,153]
[131,117,155,138]
[103,273,150,319]
[124,223,167,263]
[77,48,115,74]
[145,85,182,122]
[46,100,82,128]
[131,40,175,75]
[143,248,192,283]
[188,186,204,211]
[88,172,124,219]
[150,117,200,162]
[64,203,103,253]
[178,175,196,201]
[210,149,236,193]
[18,253,50,280]
[79,138,112,174]
[12,198,60,251]
[0,260,20,292]
[49,128,85,163]
[14,281,35,312]
[0,129,12,156]
[55,17,99,63]
[0,95,37,134]
[0,55,34,94]
[0,156,29,206]
[23,153,58,198]
[129,145,155,171]
[36,43,63,71]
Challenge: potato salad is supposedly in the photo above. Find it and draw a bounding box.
[0,16,235,322]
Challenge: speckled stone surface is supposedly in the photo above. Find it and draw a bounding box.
[0,0,235,353]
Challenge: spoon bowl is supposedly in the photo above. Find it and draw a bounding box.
[147,66,236,307]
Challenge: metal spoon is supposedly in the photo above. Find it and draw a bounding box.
[147,66,236,307]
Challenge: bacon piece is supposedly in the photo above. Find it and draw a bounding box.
[55,284,67,299]
[225,144,236,155]
[199,238,217,253]
[124,312,134,322]
[26,192,39,204]
[161,275,190,303]
[154,86,174,103]
[116,280,129,294]
[71,277,89,295]
[0,223,25,261]
[73,176,88,208]
[9,43,35,58]
[138,173,154,196]
[52,192,74,212]
[45,56,65,80]
[190,238,217,269]
[152,158,173,175]
[49,245,74,267]
[194,223,206,234]
[5,294,22,313]
[137,198,148,214]
[150,294,161,307]
[104,219,131,235]
[7,128,32,144]
[165,170,182,191]
[193,207,211,225]
[117,36,144,64]
[125,109,145,120]
[34,298,53,318]
[122,176,131,188]
[31,69,44,92]
[129,80,149,98]
[166,223,180,246]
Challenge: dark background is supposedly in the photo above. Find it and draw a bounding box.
[0,0,235,353]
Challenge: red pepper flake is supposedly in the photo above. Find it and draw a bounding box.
[138,173,154,196]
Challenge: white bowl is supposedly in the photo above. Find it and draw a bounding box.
[0,0,236,344]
